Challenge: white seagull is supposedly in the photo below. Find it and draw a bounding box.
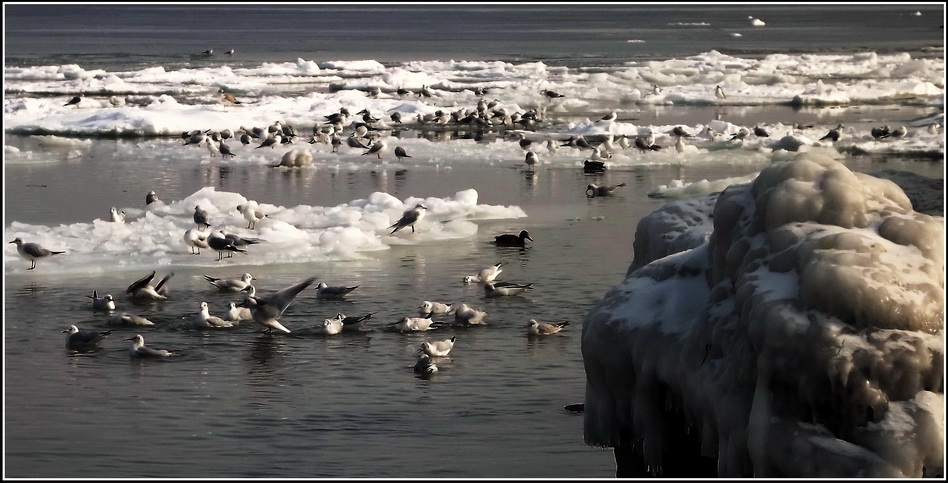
[419,301,454,316]
[241,276,317,334]
[193,205,211,228]
[108,312,155,326]
[227,301,253,322]
[127,334,174,358]
[389,203,427,234]
[236,201,266,229]
[9,237,65,270]
[484,282,533,297]
[110,207,126,223]
[203,272,256,292]
[87,290,116,312]
[126,271,174,300]
[195,301,236,329]
[392,314,437,332]
[586,183,627,197]
[463,262,504,283]
[454,303,488,326]
[315,316,344,335]
[418,336,456,357]
[314,282,359,299]
[362,139,388,159]
[183,226,210,255]
[63,325,112,350]
[526,319,570,335]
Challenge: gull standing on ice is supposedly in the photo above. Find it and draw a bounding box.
[110,207,126,223]
[63,325,112,350]
[193,205,211,228]
[9,237,65,270]
[463,262,503,283]
[715,85,727,100]
[394,146,412,161]
[146,190,159,205]
[64,95,81,107]
[195,301,235,329]
[389,204,427,234]
[203,272,255,292]
[126,271,174,300]
[526,319,570,335]
[236,201,266,229]
[314,282,359,300]
[127,334,174,358]
[184,226,210,255]
[819,123,844,142]
[363,139,388,159]
[241,276,317,334]
[87,290,116,312]
[207,231,247,261]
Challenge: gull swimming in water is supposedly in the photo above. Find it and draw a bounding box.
[63,325,112,350]
[127,334,174,358]
[195,301,236,329]
[389,204,427,234]
[454,303,488,326]
[227,301,252,321]
[418,336,456,357]
[414,353,438,374]
[9,237,65,270]
[338,312,376,332]
[494,230,533,247]
[484,282,533,297]
[110,207,126,223]
[314,282,359,300]
[391,314,437,332]
[586,183,626,197]
[315,316,344,335]
[87,290,116,312]
[419,301,454,316]
[203,272,255,292]
[109,312,155,326]
[526,319,570,335]
[241,276,317,334]
[463,262,504,283]
[126,271,174,300]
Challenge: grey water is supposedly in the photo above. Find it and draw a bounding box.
[4,4,945,479]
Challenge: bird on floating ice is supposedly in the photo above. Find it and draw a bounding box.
[9,237,65,270]
[110,207,126,223]
[389,204,427,234]
[715,85,727,100]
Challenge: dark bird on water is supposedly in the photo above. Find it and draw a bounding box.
[494,230,533,247]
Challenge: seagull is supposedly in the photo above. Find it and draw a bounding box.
[524,151,539,169]
[634,137,662,152]
[207,231,248,261]
[600,111,618,122]
[545,139,559,155]
[392,314,437,332]
[526,319,570,335]
[753,126,770,137]
[339,312,376,332]
[225,49,235,55]
[819,123,844,142]
[218,89,241,107]
[419,336,456,357]
[463,262,503,284]
[419,301,454,316]
[9,237,65,270]
[126,271,174,300]
[64,95,82,107]
[414,353,438,374]
[108,312,155,326]
[672,126,692,138]
[227,301,253,322]
[195,301,236,329]
[484,282,533,297]
[314,282,359,300]
[542,89,564,101]
[183,226,210,255]
[202,49,213,56]
[347,135,370,149]
[63,325,112,350]
[715,85,727,100]
[652,84,663,96]
[675,136,687,153]
[146,190,158,205]
[730,126,751,141]
[236,202,266,229]
[110,207,126,223]
[241,276,317,334]
[389,203,427,234]
[394,146,411,161]
[203,273,255,292]
[888,125,907,139]
[586,183,626,197]
[871,125,891,140]
[86,290,116,312]
[218,140,235,158]
[193,205,211,228]
[518,135,537,153]
[494,230,533,247]
[316,316,344,335]
[255,134,282,149]
[127,334,174,358]
[363,140,388,159]
[454,303,488,326]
